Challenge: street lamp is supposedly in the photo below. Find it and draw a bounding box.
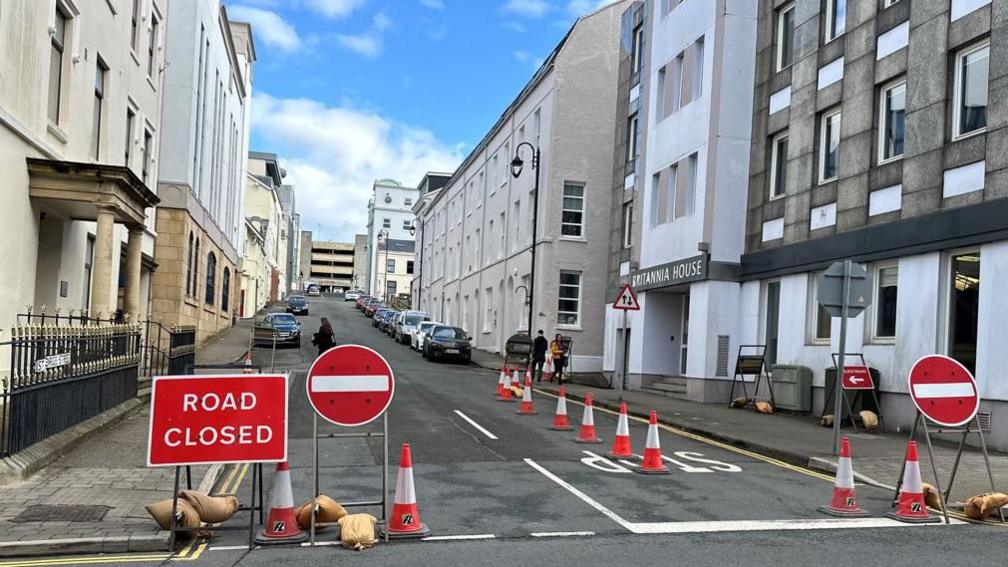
[378,229,390,303]
[511,141,540,336]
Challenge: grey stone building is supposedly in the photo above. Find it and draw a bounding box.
[740,0,1008,449]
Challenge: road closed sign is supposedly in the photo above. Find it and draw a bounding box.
[908,355,980,428]
[306,344,395,427]
[147,374,288,466]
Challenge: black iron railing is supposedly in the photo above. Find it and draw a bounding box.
[139,321,196,378]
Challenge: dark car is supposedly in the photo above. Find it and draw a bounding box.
[381,311,400,334]
[254,313,301,347]
[286,295,308,315]
[373,309,392,328]
[423,325,472,363]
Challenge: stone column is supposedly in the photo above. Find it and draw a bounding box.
[90,206,116,317]
[123,225,144,320]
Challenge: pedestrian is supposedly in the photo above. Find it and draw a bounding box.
[312,317,335,356]
[531,329,548,383]
[550,333,568,384]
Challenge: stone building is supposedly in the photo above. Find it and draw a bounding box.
[300,234,355,292]
[240,152,285,317]
[364,179,418,296]
[352,233,368,291]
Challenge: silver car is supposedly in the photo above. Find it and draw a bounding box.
[395,311,430,344]
[411,320,440,351]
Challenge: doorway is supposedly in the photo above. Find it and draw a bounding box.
[764,281,780,367]
[948,252,980,374]
[680,294,690,375]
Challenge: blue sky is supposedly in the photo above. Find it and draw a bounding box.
[224,0,609,241]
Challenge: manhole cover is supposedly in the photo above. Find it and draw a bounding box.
[12,504,112,523]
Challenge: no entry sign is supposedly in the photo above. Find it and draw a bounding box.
[908,355,980,427]
[306,345,395,427]
[842,366,874,390]
[147,374,288,466]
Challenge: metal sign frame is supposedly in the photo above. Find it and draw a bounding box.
[727,344,775,409]
[822,353,885,432]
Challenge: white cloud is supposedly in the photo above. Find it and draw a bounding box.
[501,0,551,18]
[226,6,302,52]
[250,93,464,242]
[419,0,445,8]
[502,21,527,33]
[513,50,531,63]
[336,13,392,58]
[304,0,367,18]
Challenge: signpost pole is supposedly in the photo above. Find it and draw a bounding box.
[832,259,851,456]
[618,308,628,402]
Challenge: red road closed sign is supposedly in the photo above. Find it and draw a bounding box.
[842,365,874,390]
[908,355,980,427]
[306,345,395,427]
[147,374,288,466]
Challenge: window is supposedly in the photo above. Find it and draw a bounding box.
[130,0,141,52]
[631,24,643,74]
[84,236,94,309]
[776,2,795,71]
[649,172,661,226]
[874,265,897,340]
[125,108,135,167]
[192,238,200,296]
[383,218,391,229]
[626,113,639,163]
[561,182,585,237]
[879,80,906,162]
[148,12,159,78]
[557,271,582,326]
[92,58,107,160]
[948,252,980,373]
[691,37,704,101]
[406,261,414,275]
[499,212,505,257]
[387,279,397,297]
[405,197,412,206]
[770,131,789,198]
[205,252,216,305]
[222,268,231,312]
[186,233,194,296]
[884,0,900,6]
[826,0,846,42]
[622,203,632,248]
[403,219,411,231]
[954,41,989,139]
[656,67,667,118]
[682,154,697,216]
[484,287,494,332]
[819,109,841,183]
[812,275,832,342]
[500,144,509,186]
[387,259,396,273]
[142,129,153,185]
[48,6,68,124]
[513,200,521,243]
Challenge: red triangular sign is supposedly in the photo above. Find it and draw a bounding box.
[612,284,640,311]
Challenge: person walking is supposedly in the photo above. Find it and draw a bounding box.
[531,330,548,383]
[312,317,335,356]
[550,333,568,384]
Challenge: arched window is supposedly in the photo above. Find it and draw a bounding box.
[205,252,216,305]
[186,232,194,296]
[192,238,201,297]
[222,267,231,312]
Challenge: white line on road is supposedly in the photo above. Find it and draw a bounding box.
[209,545,252,551]
[422,534,497,541]
[530,531,596,538]
[523,458,634,532]
[454,409,498,440]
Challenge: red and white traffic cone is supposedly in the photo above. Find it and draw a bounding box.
[255,462,308,545]
[511,370,522,395]
[243,350,254,374]
[516,377,537,414]
[638,411,669,474]
[383,443,431,539]
[495,367,507,397]
[608,401,633,458]
[818,436,869,517]
[550,385,574,431]
[887,441,940,523]
[543,352,554,382]
[574,394,603,444]
[496,370,513,402]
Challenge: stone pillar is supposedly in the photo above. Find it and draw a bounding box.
[123,225,144,320]
[90,206,116,317]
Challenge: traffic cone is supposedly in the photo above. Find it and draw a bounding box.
[255,462,308,545]
[574,394,603,443]
[638,411,669,474]
[243,350,254,374]
[496,370,512,402]
[543,352,554,382]
[495,367,506,397]
[516,377,537,414]
[383,443,431,539]
[818,436,869,517]
[511,370,522,395]
[887,441,940,523]
[550,385,574,430]
[608,401,633,458]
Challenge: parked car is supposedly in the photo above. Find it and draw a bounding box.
[306,284,321,296]
[411,320,440,351]
[345,289,361,301]
[373,309,393,329]
[254,312,301,347]
[286,295,309,315]
[382,311,401,334]
[355,295,371,309]
[395,311,430,345]
[423,325,472,363]
[364,300,383,317]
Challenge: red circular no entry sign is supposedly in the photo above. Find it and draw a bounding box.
[306,344,395,427]
[907,354,979,428]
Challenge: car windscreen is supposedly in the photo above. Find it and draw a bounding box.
[418,322,437,332]
[433,327,467,339]
[405,314,426,326]
[289,296,306,303]
[273,314,297,324]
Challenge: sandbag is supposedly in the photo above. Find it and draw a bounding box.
[964,492,1008,520]
[145,498,201,531]
[296,495,349,529]
[180,490,239,524]
[755,401,774,414]
[338,513,377,550]
[730,396,750,409]
[921,482,942,510]
[859,410,880,430]
[820,414,834,427]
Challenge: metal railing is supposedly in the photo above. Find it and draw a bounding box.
[139,321,196,377]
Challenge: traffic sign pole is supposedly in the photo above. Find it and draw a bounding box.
[611,284,640,403]
[832,260,851,455]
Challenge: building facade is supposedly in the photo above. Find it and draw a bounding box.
[413,2,630,369]
[150,3,253,344]
[0,0,167,336]
[301,234,355,292]
[364,179,418,296]
[739,0,1008,449]
[278,184,301,293]
[239,152,285,317]
[352,233,367,290]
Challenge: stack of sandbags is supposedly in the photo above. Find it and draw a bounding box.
[180,490,240,523]
[921,482,942,510]
[859,410,880,430]
[295,494,349,529]
[730,396,750,409]
[964,492,1008,520]
[145,498,202,532]
[754,401,774,414]
[820,414,834,427]
[338,513,377,550]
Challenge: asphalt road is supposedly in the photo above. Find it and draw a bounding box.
[50,294,1003,567]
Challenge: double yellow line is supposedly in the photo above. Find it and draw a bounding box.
[0,464,252,567]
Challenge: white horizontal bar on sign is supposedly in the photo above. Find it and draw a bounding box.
[912,382,975,399]
[311,375,390,393]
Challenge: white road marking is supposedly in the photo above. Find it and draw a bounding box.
[311,375,390,392]
[912,382,975,398]
[209,545,252,551]
[524,458,634,532]
[422,534,497,541]
[454,409,498,440]
[530,531,596,537]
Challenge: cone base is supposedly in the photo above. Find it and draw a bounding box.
[573,437,603,444]
[817,505,870,518]
[550,425,574,431]
[516,409,538,415]
[496,396,514,402]
[381,522,431,540]
[885,511,940,524]
[254,529,309,546]
[608,450,634,459]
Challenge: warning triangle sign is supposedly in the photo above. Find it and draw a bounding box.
[612,284,640,311]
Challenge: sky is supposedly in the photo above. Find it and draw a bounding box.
[224,0,612,242]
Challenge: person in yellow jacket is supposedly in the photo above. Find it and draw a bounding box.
[550,334,567,384]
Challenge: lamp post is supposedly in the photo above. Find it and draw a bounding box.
[378,229,390,303]
[511,141,540,336]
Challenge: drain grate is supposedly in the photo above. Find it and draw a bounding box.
[12,504,112,523]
